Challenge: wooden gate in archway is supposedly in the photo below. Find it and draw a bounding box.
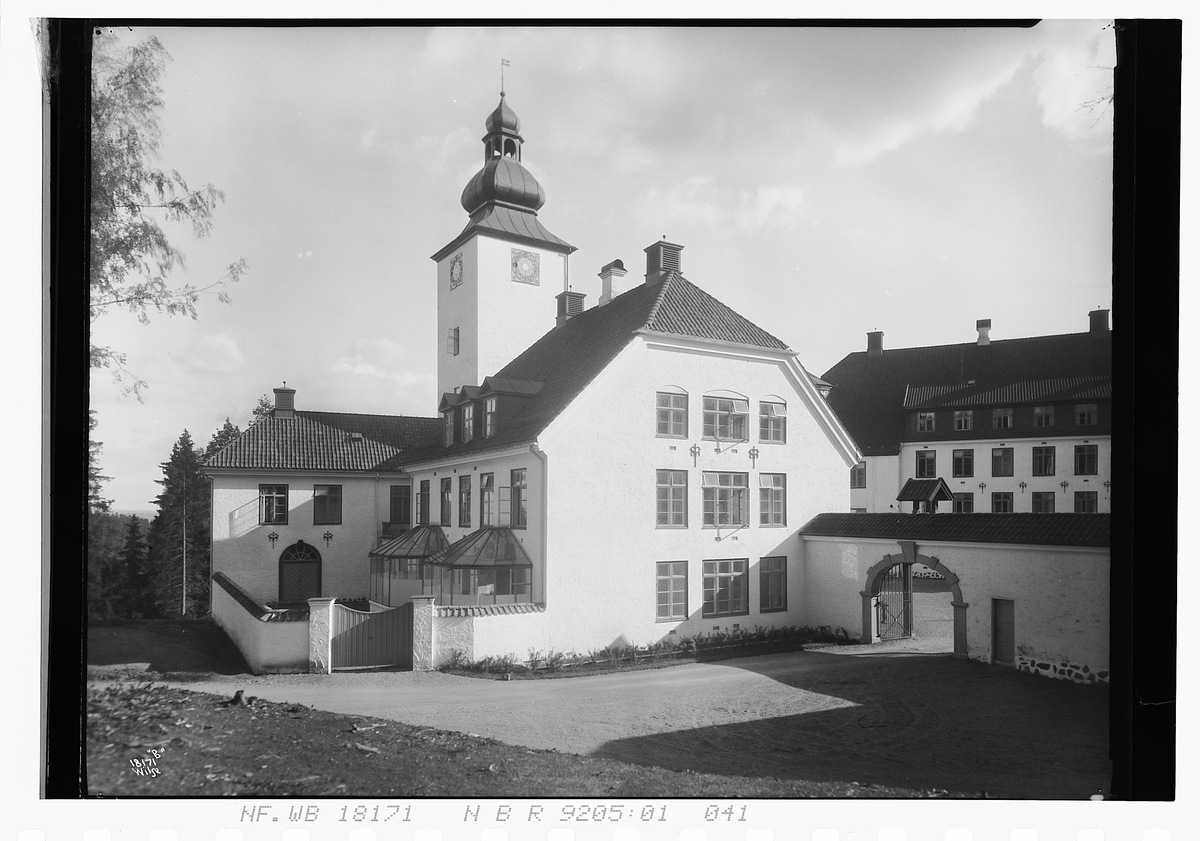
[875,563,912,640]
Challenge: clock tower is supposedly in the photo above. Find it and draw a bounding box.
[431,92,577,397]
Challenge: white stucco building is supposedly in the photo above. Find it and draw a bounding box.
[206,92,1109,683]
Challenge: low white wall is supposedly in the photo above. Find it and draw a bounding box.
[211,575,309,674]
[430,607,551,667]
[799,535,1109,682]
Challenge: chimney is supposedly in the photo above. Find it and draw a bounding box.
[867,331,884,358]
[556,290,586,326]
[1089,308,1110,335]
[644,239,683,285]
[598,259,628,306]
[273,383,296,419]
[976,319,991,346]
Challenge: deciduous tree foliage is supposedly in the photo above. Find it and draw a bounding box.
[90,29,246,397]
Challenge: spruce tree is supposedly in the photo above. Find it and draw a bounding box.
[204,418,241,460]
[112,516,153,618]
[147,431,211,618]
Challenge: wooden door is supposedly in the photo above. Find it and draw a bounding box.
[992,599,1015,664]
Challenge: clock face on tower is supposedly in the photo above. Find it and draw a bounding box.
[511,248,540,286]
[449,253,464,289]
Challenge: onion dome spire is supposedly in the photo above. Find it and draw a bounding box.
[460,93,546,214]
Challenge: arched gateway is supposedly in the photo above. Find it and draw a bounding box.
[859,539,967,657]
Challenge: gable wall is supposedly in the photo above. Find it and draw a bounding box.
[537,340,849,654]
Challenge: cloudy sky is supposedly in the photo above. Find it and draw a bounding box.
[84,22,1115,512]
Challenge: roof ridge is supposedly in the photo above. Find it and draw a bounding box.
[298,409,440,422]
[848,329,1108,357]
[639,270,678,333]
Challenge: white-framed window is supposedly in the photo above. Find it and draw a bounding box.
[952,449,973,478]
[850,461,866,489]
[1032,446,1056,476]
[1031,491,1055,513]
[656,561,688,621]
[702,559,748,617]
[916,450,936,478]
[759,474,786,527]
[702,396,749,441]
[952,493,974,514]
[511,468,527,528]
[440,478,452,527]
[417,480,430,525]
[442,412,454,447]
[1075,491,1098,513]
[992,408,1013,430]
[917,411,936,432]
[702,472,749,527]
[1075,445,1098,475]
[313,485,342,525]
[260,485,288,525]
[992,492,1013,513]
[484,397,497,437]
[452,567,529,597]
[458,475,471,528]
[759,401,786,443]
[992,447,1014,477]
[462,403,474,444]
[479,473,494,526]
[759,556,786,612]
[1034,406,1055,427]
[954,410,973,431]
[447,326,460,356]
[656,392,687,437]
[1076,404,1098,426]
[656,470,687,528]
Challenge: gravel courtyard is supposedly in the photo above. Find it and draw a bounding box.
[167,645,1109,799]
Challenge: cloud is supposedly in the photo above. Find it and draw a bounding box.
[633,176,725,230]
[184,334,245,374]
[1030,21,1115,145]
[735,186,807,234]
[326,338,433,393]
[831,57,1025,167]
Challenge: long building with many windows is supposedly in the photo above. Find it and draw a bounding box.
[822,314,1112,514]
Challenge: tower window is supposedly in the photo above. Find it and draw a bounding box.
[503,139,517,157]
[447,327,460,356]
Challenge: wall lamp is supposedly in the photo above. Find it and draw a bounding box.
[1018,481,1027,493]
[748,447,761,467]
[1060,481,1070,491]
[977,482,987,492]
[323,531,334,547]
[268,532,280,548]
[1103,480,1112,490]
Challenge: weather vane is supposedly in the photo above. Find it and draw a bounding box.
[501,58,510,95]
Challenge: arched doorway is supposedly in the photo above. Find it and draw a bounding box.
[279,540,321,603]
[859,540,967,657]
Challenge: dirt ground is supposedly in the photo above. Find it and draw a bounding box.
[88,620,1110,799]
[161,650,1109,799]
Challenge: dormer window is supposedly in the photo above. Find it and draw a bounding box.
[462,403,475,444]
[443,411,454,447]
[484,397,497,437]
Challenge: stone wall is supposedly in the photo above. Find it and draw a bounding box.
[1018,654,1109,685]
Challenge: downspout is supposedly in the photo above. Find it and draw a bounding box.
[529,444,549,607]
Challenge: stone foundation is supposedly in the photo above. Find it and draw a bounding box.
[1018,655,1109,685]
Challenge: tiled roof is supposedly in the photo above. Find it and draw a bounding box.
[642,272,790,350]
[798,512,1110,548]
[206,411,441,472]
[432,205,574,261]
[435,603,545,618]
[403,273,791,464]
[903,375,1111,409]
[896,478,954,502]
[822,331,1111,455]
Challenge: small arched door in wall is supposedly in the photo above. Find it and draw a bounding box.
[861,540,968,658]
[279,541,322,602]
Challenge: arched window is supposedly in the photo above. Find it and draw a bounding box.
[279,541,321,603]
[503,138,517,158]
